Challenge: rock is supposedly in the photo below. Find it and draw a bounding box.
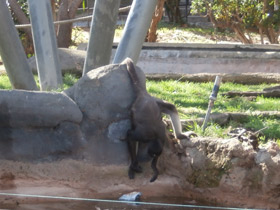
[0,90,82,127]
[255,142,280,195]
[0,121,85,160]
[64,62,146,164]
[160,137,280,208]
[0,61,146,162]
[0,90,84,160]
[28,48,86,75]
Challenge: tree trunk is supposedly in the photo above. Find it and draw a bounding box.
[174,0,183,24]
[265,27,279,44]
[147,0,165,42]
[56,0,82,48]
[165,0,183,24]
[232,24,252,44]
[8,0,34,54]
[259,27,264,44]
[275,0,279,10]
[50,0,57,21]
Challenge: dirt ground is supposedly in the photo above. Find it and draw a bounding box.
[0,159,189,209]
[0,149,279,210]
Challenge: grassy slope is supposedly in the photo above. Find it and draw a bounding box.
[1,74,279,142]
[0,74,79,90]
[1,22,278,142]
[147,80,280,142]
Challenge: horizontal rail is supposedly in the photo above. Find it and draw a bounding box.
[15,6,131,29]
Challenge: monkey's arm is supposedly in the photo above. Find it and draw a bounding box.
[155,98,188,139]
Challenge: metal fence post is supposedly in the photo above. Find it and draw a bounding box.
[83,0,121,75]
[113,0,157,64]
[0,0,37,90]
[28,0,62,90]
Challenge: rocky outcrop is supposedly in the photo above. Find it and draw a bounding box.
[63,63,145,164]
[0,62,146,163]
[0,90,82,127]
[159,137,280,208]
[0,90,84,160]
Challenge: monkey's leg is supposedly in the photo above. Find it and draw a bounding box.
[148,140,162,182]
[127,130,142,179]
[150,155,159,182]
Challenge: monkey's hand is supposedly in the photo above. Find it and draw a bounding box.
[176,131,197,140]
[176,133,189,140]
[181,131,197,139]
[175,132,197,150]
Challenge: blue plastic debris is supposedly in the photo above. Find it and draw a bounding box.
[118,191,142,201]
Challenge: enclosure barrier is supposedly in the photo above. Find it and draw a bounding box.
[0,192,262,210]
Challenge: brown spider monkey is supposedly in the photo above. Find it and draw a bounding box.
[123,58,189,182]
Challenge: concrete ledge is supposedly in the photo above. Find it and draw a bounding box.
[2,43,279,81]
[147,73,280,84]
[76,43,280,75]
[134,43,280,75]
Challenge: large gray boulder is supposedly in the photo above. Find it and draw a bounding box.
[0,62,145,163]
[0,90,84,160]
[0,90,82,127]
[64,62,145,164]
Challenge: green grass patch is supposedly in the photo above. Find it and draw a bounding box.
[0,74,12,89]
[0,73,79,91]
[147,80,279,117]
[146,79,280,142]
[0,74,279,142]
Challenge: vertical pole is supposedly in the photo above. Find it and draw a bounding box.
[113,0,157,64]
[83,0,121,75]
[28,0,63,91]
[0,1,37,90]
[202,76,222,132]
[87,0,90,28]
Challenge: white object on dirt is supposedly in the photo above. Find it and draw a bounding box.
[118,191,142,201]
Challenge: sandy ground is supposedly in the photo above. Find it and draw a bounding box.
[0,155,279,210]
[0,159,189,209]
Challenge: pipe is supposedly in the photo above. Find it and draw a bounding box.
[202,76,222,132]
[83,0,121,75]
[113,0,157,64]
[0,0,37,90]
[28,0,62,90]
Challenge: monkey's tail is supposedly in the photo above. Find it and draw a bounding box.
[123,58,141,94]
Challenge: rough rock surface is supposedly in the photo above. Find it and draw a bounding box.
[0,90,82,127]
[0,137,279,209]
[64,62,146,164]
[0,62,146,162]
[0,90,83,160]
[160,137,280,208]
